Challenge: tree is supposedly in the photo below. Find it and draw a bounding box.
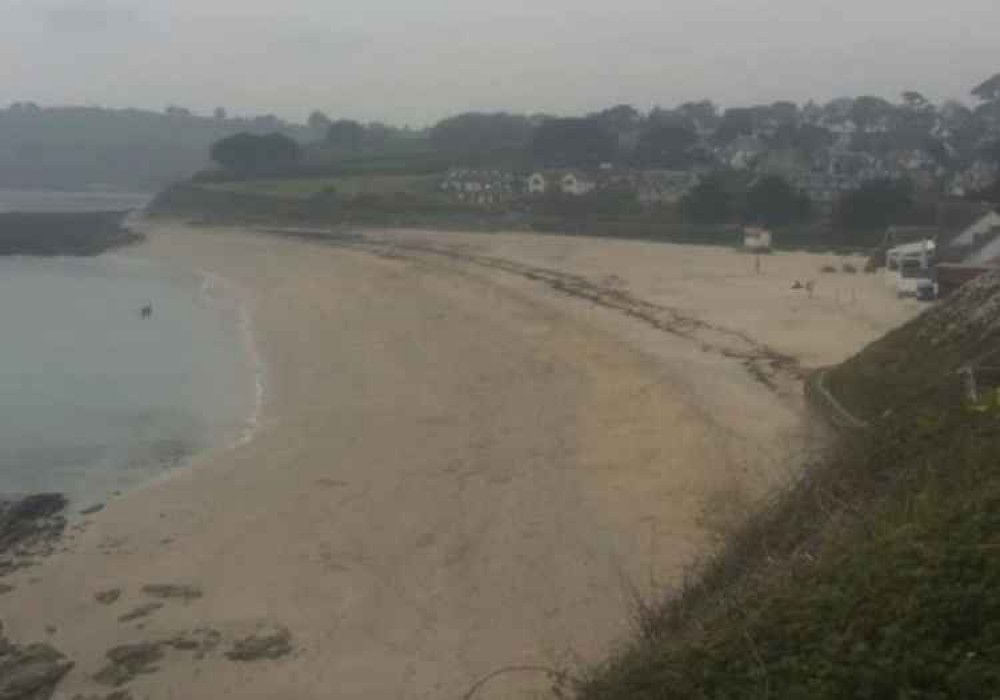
[902,91,932,112]
[213,107,228,121]
[769,123,834,157]
[833,178,916,232]
[531,118,617,167]
[682,173,737,224]
[676,101,719,132]
[325,120,366,151]
[850,96,895,132]
[210,132,302,174]
[589,105,643,158]
[635,124,699,168]
[429,112,533,155]
[745,176,811,226]
[769,101,799,126]
[972,73,1000,102]
[589,104,642,134]
[713,108,756,145]
[307,110,332,133]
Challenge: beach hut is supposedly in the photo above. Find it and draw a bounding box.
[743,227,773,253]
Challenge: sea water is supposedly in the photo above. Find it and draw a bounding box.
[0,254,259,505]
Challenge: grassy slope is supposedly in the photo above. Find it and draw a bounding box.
[201,173,441,200]
[581,271,1000,699]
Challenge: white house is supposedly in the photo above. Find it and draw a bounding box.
[559,172,596,196]
[527,172,548,195]
[527,171,597,196]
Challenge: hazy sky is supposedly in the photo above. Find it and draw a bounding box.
[2,0,998,125]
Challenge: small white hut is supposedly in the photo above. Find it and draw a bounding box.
[743,227,773,253]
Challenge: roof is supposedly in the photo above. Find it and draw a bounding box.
[966,236,1000,266]
[888,240,936,257]
[950,211,1000,248]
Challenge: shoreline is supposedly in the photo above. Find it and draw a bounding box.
[0,221,918,699]
[0,248,263,511]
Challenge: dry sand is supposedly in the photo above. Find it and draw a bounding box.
[1,223,920,699]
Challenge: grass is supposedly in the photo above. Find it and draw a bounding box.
[579,271,1000,699]
[201,173,440,200]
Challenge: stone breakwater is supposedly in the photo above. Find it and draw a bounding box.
[0,211,142,256]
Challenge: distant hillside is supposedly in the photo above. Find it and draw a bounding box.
[581,272,1000,699]
[0,105,310,191]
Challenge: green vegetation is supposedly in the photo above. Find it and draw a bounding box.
[580,272,1000,699]
[210,132,303,175]
[202,174,439,200]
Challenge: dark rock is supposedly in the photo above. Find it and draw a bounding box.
[117,603,163,623]
[164,628,221,660]
[94,589,121,605]
[140,584,201,601]
[0,585,13,596]
[225,626,292,662]
[79,505,104,516]
[0,625,74,700]
[93,642,162,688]
[0,494,68,576]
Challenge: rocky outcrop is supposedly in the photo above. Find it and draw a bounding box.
[0,495,67,577]
[0,624,73,700]
[225,626,292,662]
[0,211,142,256]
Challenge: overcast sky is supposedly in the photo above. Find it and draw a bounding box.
[2,0,998,125]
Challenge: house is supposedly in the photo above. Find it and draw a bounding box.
[527,172,548,195]
[526,171,598,197]
[439,169,517,206]
[559,171,597,196]
[743,227,773,252]
[721,136,766,170]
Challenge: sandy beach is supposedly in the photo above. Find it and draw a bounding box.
[1,223,920,699]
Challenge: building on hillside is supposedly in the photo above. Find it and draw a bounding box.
[527,172,548,195]
[526,170,598,197]
[720,136,766,170]
[559,171,597,196]
[439,168,518,205]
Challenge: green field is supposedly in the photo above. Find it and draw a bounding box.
[203,174,440,200]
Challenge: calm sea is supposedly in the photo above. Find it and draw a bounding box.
[0,191,258,504]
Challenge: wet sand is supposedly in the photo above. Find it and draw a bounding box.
[0,223,918,699]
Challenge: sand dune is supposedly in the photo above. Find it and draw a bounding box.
[1,223,918,699]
